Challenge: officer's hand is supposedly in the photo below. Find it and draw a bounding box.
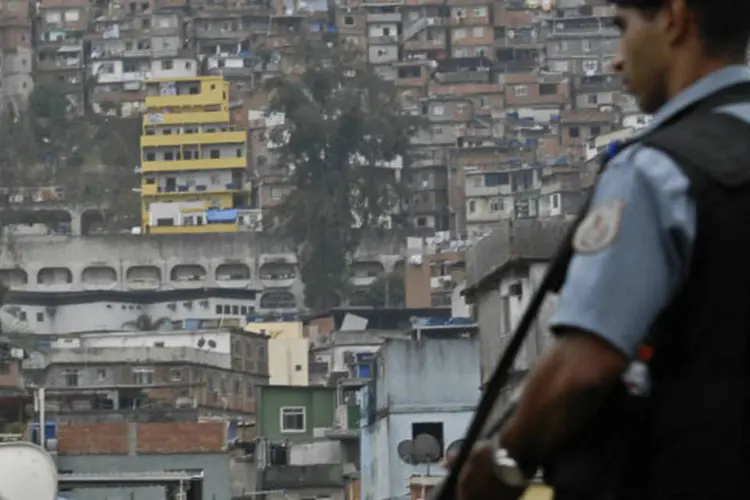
[441,440,526,500]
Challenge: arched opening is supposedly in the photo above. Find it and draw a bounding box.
[349,289,376,307]
[81,209,114,235]
[259,290,297,309]
[215,263,251,281]
[0,268,28,287]
[37,267,73,285]
[170,264,207,282]
[393,260,405,276]
[1,209,73,236]
[350,261,384,279]
[258,262,297,281]
[126,265,162,288]
[81,266,117,286]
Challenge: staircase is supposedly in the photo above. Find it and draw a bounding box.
[402,17,442,41]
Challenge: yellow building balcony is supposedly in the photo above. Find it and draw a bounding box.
[141,131,246,148]
[140,156,247,173]
[145,76,229,110]
[145,93,226,110]
[147,223,239,234]
[140,183,243,196]
[143,110,230,127]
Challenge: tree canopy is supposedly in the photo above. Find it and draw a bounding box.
[265,41,422,312]
[362,271,406,308]
[0,85,141,231]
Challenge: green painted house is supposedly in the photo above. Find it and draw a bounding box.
[257,385,336,441]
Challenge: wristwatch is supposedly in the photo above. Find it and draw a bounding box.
[491,438,532,489]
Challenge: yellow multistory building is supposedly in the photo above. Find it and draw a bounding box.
[139,75,260,234]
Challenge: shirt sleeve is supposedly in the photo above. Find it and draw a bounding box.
[548,146,697,359]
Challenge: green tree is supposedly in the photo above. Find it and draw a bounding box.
[363,272,406,308]
[265,41,422,312]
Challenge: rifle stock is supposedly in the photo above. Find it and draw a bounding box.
[429,215,585,500]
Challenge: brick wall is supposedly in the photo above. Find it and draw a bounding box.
[58,421,227,455]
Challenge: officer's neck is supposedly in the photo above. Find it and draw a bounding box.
[666,46,745,101]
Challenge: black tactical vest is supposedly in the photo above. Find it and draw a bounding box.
[626,82,750,499]
[546,81,750,500]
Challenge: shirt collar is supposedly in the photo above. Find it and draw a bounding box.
[636,65,750,137]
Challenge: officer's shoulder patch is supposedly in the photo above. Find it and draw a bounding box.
[573,199,625,254]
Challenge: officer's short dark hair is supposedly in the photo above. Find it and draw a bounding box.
[626,0,750,59]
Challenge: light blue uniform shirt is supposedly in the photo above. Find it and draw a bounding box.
[549,65,750,359]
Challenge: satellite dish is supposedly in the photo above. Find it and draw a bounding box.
[413,433,442,463]
[197,338,206,347]
[446,439,465,457]
[0,442,57,500]
[396,439,417,464]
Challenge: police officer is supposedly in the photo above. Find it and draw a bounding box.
[444,0,750,499]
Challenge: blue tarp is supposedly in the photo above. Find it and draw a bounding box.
[206,209,237,223]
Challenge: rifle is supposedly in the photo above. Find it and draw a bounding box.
[429,193,596,500]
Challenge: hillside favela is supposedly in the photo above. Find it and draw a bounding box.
[0,0,645,497]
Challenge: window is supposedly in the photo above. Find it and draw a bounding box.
[587,94,598,104]
[432,105,444,116]
[169,368,182,381]
[295,364,302,372]
[96,368,107,381]
[489,199,503,212]
[36,312,44,322]
[468,200,476,213]
[45,11,61,23]
[551,194,559,209]
[246,383,254,397]
[210,149,220,159]
[63,9,80,21]
[215,304,222,314]
[514,85,528,96]
[454,28,466,39]
[473,6,487,17]
[344,15,354,25]
[280,407,306,433]
[270,187,282,200]
[0,363,9,375]
[472,27,484,37]
[133,368,154,385]
[539,83,557,95]
[590,125,601,136]
[501,296,511,333]
[411,422,445,462]
[64,370,79,387]
[234,379,240,394]
[569,126,580,138]
[161,59,174,70]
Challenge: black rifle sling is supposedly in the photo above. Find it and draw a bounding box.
[429,191,595,500]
